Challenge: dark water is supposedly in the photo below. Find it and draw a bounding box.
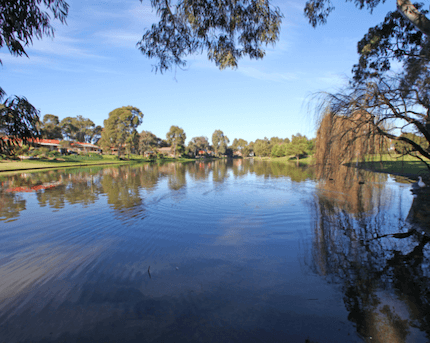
[0,159,429,343]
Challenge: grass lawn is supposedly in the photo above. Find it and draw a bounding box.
[0,154,196,173]
[345,154,430,178]
[0,158,129,172]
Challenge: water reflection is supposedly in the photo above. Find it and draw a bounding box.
[312,165,430,342]
[0,160,314,222]
[0,160,429,342]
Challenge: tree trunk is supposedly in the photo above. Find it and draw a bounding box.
[397,0,430,35]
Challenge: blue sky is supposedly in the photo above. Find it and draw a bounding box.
[2,0,395,144]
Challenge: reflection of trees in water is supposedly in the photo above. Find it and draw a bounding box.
[0,159,315,221]
[136,163,160,191]
[0,192,26,222]
[101,168,143,216]
[187,162,211,180]
[250,160,313,181]
[212,159,229,183]
[167,163,187,191]
[312,165,430,342]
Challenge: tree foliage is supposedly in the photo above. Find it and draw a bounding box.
[188,136,210,156]
[0,0,68,151]
[0,96,40,155]
[351,3,430,85]
[0,0,68,62]
[166,125,186,157]
[313,73,430,176]
[285,134,311,163]
[394,132,429,154]
[138,0,282,72]
[232,138,249,156]
[59,115,100,143]
[139,130,159,154]
[212,129,229,156]
[39,114,63,140]
[100,106,144,157]
[253,137,272,157]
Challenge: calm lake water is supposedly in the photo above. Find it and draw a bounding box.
[0,159,429,343]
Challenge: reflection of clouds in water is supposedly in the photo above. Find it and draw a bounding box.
[0,240,113,316]
[215,215,264,246]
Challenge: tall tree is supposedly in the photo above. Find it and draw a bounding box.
[188,136,210,156]
[139,130,159,154]
[232,138,249,156]
[253,138,272,157]
[212,130,229,157]
[166,125,186,157]
[101,106,144,158]
[315,75,429,171]
[59,115,99,143]
[0,0,68,154]
[40,114,63,140]
[285,134,310,164]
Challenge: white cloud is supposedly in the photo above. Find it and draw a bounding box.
[95,30,141,48]
[238,66,298,82]
[26,34,108,60]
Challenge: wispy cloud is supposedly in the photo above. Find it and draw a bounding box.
[27,34,108,59]
[238,66,298,82]
[95,30,141,48]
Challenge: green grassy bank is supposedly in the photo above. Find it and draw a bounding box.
[254,154,430,178]
[0,154,196,173]
[346,154,430,178]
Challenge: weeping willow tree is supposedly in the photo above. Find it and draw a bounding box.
[314,74,430,179]
[315,107,389,180]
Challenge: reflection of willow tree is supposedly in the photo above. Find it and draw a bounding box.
[312,164,430,342]
[0,192,26,222]
[318,165,387,214]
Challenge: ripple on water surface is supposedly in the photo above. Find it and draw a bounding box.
[1,161,427,343]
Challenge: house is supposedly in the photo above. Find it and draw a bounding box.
[70,142,102,154]
[157,146,175,157]
[1,136,62,151]
[233,150,243,157]
[197,150,214,157]
[1,136,102,154]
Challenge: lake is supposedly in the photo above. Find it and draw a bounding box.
[0,159,429,343]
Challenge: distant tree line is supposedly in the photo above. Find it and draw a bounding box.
[2,102,315,161]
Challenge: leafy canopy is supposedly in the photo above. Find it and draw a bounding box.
[212,129,229,156]
[101,106,144,156]
[138,0,282,73]
[0,96,40,155]
[0,0,69,98]
[166,125,186,156]
[0,0,68,155]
